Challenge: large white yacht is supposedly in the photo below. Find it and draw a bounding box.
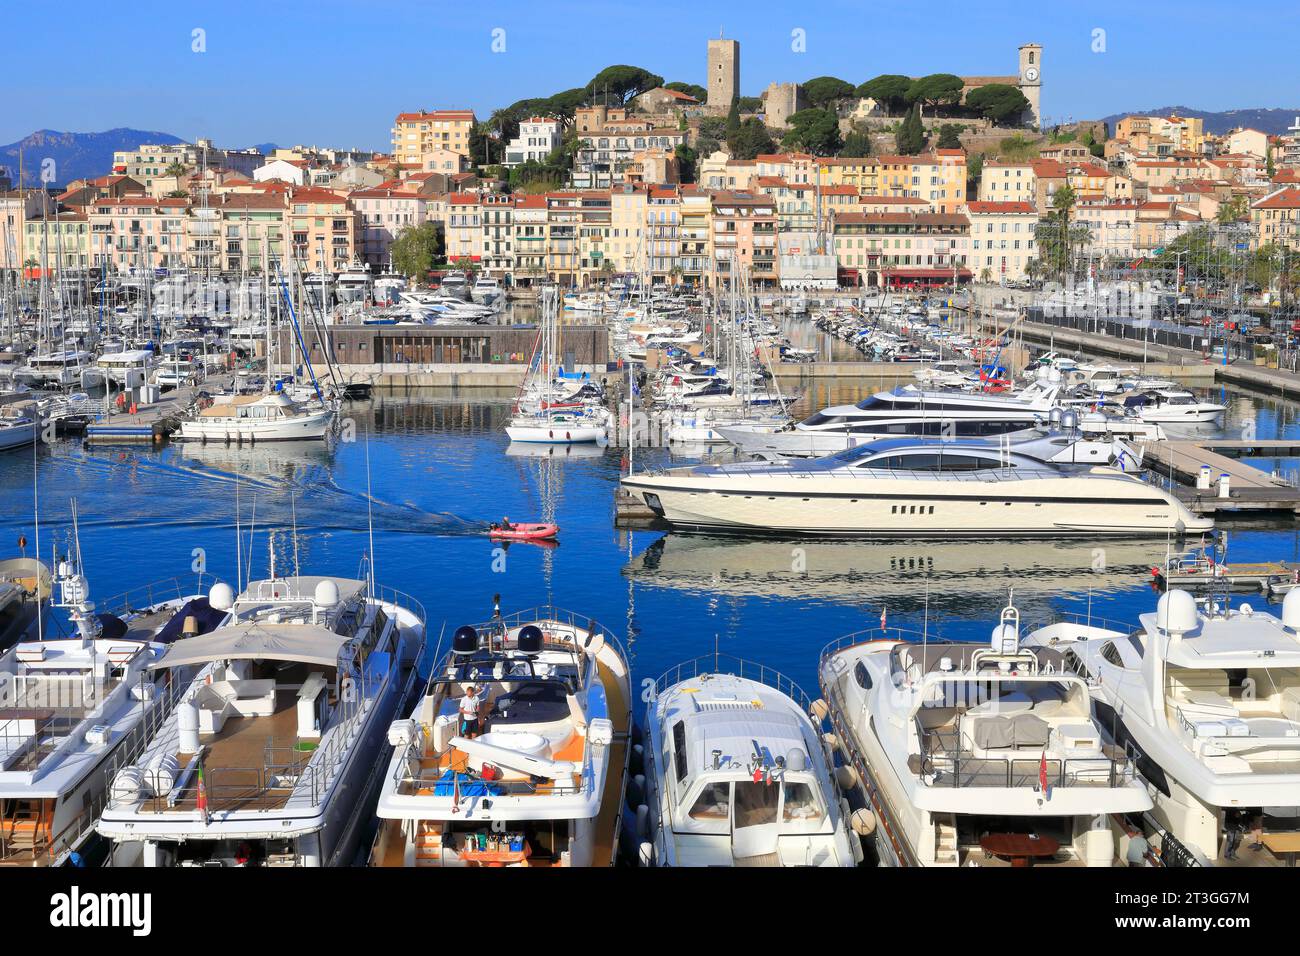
[622,437,1211,537]
[1023,589,1300,867]
[97,573,426,866]
[15,351,93,390]
[176,390,336,443]
[819,600,1154,866]
[718,381,1064,457]
[0,549,217,867]
[1117,388,1226,425]
[637,656,861,867]
[369,601,631,867]
[470,275,503,306]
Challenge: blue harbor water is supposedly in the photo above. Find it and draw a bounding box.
[4,383,1300,701]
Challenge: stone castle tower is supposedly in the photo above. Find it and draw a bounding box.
[707,37,740,109]
[1018,43,1042,128]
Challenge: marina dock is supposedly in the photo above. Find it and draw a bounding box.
[1140,440,1300,516]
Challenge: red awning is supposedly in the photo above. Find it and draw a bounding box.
[884,268,972,278]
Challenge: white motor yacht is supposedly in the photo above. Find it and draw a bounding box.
[15,351,93,390]
[470,275,503,306]
[622,436,1212,537]
[0,545,217,867]
[720,381,1064,457]
[98,573,426,867]
[177,390,335,443]
[818,600,1153,866]
[638,656,861,867]
[1023,589,1300,867]
[1117,388,1226,425]
[368,602,630,867]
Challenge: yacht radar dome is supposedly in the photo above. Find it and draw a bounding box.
[452,625,479,656]
[786,748,808,772]
[1283,588,1300,631]
[1156,589,1198,635]
[517,624,544,654]
[313,579,340,608]
[208,581,235,611]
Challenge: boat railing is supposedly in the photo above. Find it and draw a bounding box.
[648,653,816,716]
[98,576,211,619]
[917,723,1138,790]
[3,673,182,865]
[633,462,1066,483]
[389,744,589,798]
[424,605,628,696]
[1023,610,1134,637]
[370,583,428,630]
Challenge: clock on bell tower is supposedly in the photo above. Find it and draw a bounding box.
[1018,43,1042,130]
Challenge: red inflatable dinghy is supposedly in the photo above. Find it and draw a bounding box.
[488,522,559,541]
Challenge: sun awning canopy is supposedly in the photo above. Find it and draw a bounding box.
[150,622,347,670]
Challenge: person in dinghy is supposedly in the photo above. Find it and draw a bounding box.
[487,516,559,541]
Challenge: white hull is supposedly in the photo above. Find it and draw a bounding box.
[623,472,1212,537]
[177,408,334,442]
[505,421,606,444]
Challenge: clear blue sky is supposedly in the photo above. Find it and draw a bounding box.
[5,0,1298,148]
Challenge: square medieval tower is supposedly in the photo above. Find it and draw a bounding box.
[707,38,740,109]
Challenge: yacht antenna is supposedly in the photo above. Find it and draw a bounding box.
[235,475,243,594]
[922,576,930,651]
[291,490,301,578]
[364,426,376,596]
[246,494,258,590]
[32,427,42,641]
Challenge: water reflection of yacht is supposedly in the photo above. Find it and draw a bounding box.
[504,441,607,460]
[624,535,1168,607]
[176,438,336,475]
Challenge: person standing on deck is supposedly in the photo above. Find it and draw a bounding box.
[459,684,483,739]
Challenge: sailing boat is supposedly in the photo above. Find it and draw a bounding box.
[505,288,607,444]
[176,247,335,443]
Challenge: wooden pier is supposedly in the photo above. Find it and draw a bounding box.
[614,488,667,529]
[1140,440,1300,517]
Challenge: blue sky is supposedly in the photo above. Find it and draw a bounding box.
[5,0,1298,148]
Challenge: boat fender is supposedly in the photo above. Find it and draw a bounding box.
[638,841,654,867]
[836,764,860,792]
[636,804,650,840]
[850,807,877,837]
[810,698,830,721]
[822,731,841,753]
[629,743,644,776]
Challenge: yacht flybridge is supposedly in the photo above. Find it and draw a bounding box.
[819,601,1153,866]
[97,574,426,867]
[369,601,631,867]
[1024,589,1300,867]
[622,437,1211,537]
[638,656,861,867]
[0,546,216,867]
[718,381,1064,458]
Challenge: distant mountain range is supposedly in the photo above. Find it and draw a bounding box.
[0,129,280,188]
[1099,106,1299,136]
[0,128,186,187]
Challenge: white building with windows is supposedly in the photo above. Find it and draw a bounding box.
[503,118,562,167]
[966,201,1039,281]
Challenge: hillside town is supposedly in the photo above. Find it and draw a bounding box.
[2,37,1297,298]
